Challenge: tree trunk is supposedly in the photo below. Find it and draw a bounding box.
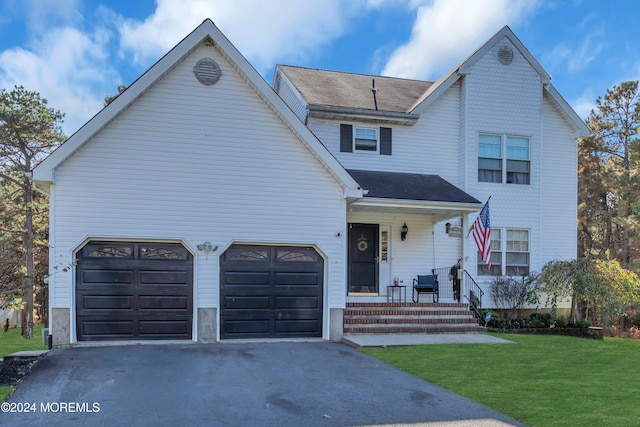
[22,169,34,339]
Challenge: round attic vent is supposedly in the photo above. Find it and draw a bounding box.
[193,58,222,85]
[497,46,514,65]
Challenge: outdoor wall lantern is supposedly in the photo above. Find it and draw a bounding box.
[196,241,217,259]
[401,222,408,241]
[445,222,451,234]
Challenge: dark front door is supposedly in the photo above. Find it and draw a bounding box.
[349,224,379,293]
[76,241,193,341]
[220,245,324,339]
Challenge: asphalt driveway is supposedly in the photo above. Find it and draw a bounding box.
[1,341,525,427]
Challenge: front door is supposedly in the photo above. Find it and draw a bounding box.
[348,224,379,294]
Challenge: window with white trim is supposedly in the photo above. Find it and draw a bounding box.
[478,134,530,184]
[478,228,529,276]
[354,127,378,151]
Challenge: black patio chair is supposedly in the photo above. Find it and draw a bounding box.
[412,274,439,303]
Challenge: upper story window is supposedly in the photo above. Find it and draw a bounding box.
[340,124,392,155]
[478,133,530,185]
[354,127,378,151]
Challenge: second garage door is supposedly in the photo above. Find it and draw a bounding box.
[220,245,324,339]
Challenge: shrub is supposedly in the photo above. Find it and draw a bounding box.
[576,319,592,328]
[526,312,549,328]
[489,274,540,320]
[553,316,568,328]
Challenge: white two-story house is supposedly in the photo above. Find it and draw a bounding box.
[33,20,588,346]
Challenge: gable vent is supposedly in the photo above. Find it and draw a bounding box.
[194,58,222,86]
[497,46,514,65]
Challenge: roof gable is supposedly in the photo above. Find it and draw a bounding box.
[410,26,589,137]
[33,19,361,198]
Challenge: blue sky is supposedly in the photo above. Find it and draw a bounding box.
[1,0,639,136]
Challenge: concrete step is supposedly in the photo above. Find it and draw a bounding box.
[343,302,482,335]
[344,316,480,324]
[343,324,486,334]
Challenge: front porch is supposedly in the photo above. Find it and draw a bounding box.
[344,266,487,336]
[343,301,485,335]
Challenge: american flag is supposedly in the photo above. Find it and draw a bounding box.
[473,201,491,268]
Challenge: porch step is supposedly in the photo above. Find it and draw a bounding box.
[344,302,484,335]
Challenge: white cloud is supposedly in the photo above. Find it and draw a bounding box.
[118,0,363,75]
[0,26,116,136]
[381,0,541,80]
[571,91,596,121]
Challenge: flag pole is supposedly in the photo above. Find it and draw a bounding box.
[466,196,491,238]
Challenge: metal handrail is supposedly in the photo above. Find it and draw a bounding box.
[463,270,484,323]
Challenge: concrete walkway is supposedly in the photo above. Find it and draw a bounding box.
[343,333,516,348]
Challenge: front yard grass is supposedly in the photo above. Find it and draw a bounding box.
[0,325,47,402]
[362,333,640,427]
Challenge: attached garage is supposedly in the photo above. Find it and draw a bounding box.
[76,241,193,341]
[220,245,324,339]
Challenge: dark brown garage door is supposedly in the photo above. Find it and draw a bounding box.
[220,245,324,339]
[76,241,193,341]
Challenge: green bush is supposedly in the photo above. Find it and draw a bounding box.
[575,319,592,328]
[553,316,568,328]
[526,312,549,328]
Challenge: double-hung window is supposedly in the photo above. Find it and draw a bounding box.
[478,228,530,276]
[506,229,529,275]
[354,127,378,151]
[340,124,392,155]
[478,134,502,183]
[478,134,530,184]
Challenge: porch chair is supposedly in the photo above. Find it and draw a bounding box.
[412,274,439,303]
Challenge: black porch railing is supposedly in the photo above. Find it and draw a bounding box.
[430,267,484,323]
[431,267,460,301]
[463,270,484,323]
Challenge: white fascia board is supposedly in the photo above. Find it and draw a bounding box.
[544,84,591,138]
[350,198,482,214]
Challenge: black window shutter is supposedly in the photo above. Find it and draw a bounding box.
[340,124,353,152]
[380,127,392,155]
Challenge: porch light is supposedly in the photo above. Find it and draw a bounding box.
[445,222,451,234]
[401,222,408,241]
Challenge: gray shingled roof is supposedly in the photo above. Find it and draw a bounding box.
[278,65,433,113]
[347,169,481,204]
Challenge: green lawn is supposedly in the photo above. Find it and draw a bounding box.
[0,325,47,402]
[362,334,640,427]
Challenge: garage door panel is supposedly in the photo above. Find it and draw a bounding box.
[139,295,190,310]
[275,320,321,333]
[76,241,193,341]
[139,271,190,285]
[275,296,320,309]
[81,270,134,284]
[224,296,270,309]
[80,320,134,336]
[223,271,270,286]
[80,295,133,310]
[275,272,320,286]
[220,245,323,339]
[223,319,271,334]
[139,320,191,336]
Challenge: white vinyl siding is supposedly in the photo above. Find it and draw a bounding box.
[48,44,348,321]
[307,82,462,185]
